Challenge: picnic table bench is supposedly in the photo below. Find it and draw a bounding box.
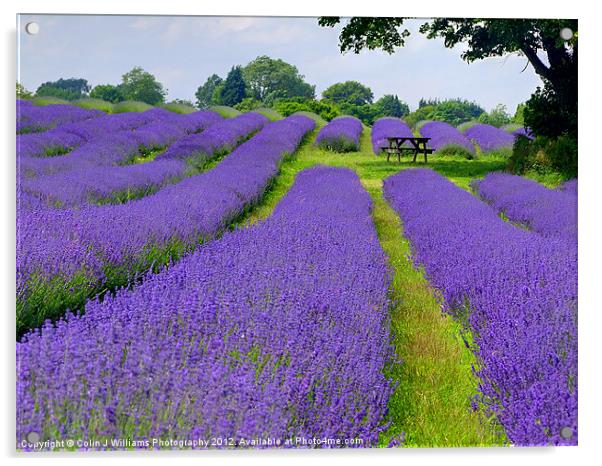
[383,137,434,163]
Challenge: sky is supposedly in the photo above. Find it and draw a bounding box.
[17,14,545,113]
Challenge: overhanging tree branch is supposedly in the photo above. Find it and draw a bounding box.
[519,44,553,82]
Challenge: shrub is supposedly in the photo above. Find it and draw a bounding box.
[73,98,114,113]
[162,102,197,114]
[508,135,577,179]
[290,111,327,126]
[208,105,242,118]
[437,144,476,160]
[31,96,71,106]
[112,100,154,113]
[252,107,283,121]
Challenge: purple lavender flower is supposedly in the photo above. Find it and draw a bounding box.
[21,113,264,207]
[371,117,413,154]
[419,121,475,155]
[18,110,221,179]
[558,179,578,196]
[474,173,577,241]
[501,124,534,140]
[463,124,515,152]
[17,115,315,332]
[315,116,363,152]
[21,160,188,207]
[384,168,577,446]
[17,101,103,134]
[17,166,392,449]
[157,112,268,163]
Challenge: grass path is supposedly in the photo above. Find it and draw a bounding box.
[239,126,508,447]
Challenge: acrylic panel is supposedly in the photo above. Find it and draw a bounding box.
[16,14,578,451]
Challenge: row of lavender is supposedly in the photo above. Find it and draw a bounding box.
[371,117,528,156]
[18,107,222,179]
[20,112,268,207]
[473,173,577,241]
[17,166,393,449]
[17,115,315,335]
[383,169,577,446]
[315,116,363,152]
[17,99,103,134]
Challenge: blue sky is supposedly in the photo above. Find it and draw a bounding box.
[17,14,544,113]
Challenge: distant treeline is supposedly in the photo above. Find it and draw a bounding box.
[17,56,523,128]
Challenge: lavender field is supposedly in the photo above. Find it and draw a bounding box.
[16,100,577,450]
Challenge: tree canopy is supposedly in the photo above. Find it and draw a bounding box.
[120,67,167,105]
[322,81,373,107]
[90,84,125,103]
[35,78,90,100]
[402,98,486,128]
[374,95,410,118]
[477,104,511,128]
[16,82,33,99]
[195,74,223,109]
[243,56,315,104]
[318,18,577,138]
[219,66,247,107]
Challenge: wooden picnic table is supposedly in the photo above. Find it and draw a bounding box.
[384,137,434,163]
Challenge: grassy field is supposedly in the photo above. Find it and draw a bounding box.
[238,126,509,447]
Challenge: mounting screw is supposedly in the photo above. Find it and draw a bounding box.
[560,426,573,439]
[560,28,573,41]
[25,22,40,35]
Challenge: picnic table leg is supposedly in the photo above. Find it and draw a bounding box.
[412,150,417,163]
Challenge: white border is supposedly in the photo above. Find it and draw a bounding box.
[2,1,600,465]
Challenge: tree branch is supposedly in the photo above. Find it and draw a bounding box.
[520,44,552,82]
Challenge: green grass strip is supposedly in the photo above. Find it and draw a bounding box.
[238,127,508,447]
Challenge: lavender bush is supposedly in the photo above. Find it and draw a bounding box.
[17,166,393,450]
[157,112,268,165]
[316,116,362,152]
[418,121,476,157]
[463,124,515,153]
[17,115,315,334]
[17,100,103,134]
[17,108,168,160]
[384,169,577,446]
[371,117,413,154]
[474,173,577,241]
[558,179,578,196]
[18,110,221,178]
[21,113,266,207]
[501,124,534,140]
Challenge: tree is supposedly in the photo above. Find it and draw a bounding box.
[419,98,440,108]
[195,74,223,109]
[234,97,263,112]
[273,97,340,121]
[219,66,247,107]
[319,18,577,138]
[430,99,485,126]
[478,104,511,127]
[373,95,410,118]
[16,82,33,99]
[169,98,195,107]
[36,78,90,100]
[120,66,166,105]
[512,103,526,125]
[404,98,485,127]
[341,103,379,125]
[322,81,373,107]
[242,56,315,103]
[89,84,125,103]
[404,105,437,129]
